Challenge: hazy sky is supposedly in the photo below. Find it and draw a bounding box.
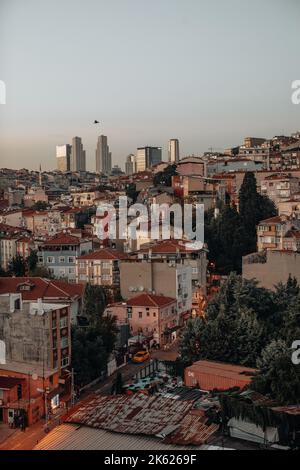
[1,0,300,170]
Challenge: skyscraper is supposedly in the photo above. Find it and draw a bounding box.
[125,154,136,175]
[56,144,71,172]
[71,136,86,172]
[95,135,112,175]
[168,139,180,163]
[136,146,162,172]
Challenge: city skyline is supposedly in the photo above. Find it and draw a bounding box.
[1,0,300,170]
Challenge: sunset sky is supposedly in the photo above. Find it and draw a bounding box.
[1,0,300,170]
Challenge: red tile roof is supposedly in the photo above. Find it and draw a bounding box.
[259,216,287,224]
[0,277,84,300]
[127,293,176,308]
[43,233,81,246]
[78,248,128,260]
[140,239,200,254]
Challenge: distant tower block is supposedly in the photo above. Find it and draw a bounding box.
[168,139,180,163]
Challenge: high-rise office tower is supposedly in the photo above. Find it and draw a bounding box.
[125,154,136,175]
[136,146,162,172]
[168,139,180,163]
[95,135,112,175]
[71,136,86,172]
[56,144,72,172]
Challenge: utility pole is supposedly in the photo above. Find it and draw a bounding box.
[44,389,48,428]
[71,368,75,406]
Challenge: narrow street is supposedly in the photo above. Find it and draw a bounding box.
[0,353,169,450]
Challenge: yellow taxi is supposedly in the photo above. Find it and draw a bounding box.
[132,351,150,363]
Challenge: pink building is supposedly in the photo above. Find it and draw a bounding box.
[105,293,178,346]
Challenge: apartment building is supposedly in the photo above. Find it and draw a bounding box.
[72,190,101,207]
[257,215,299,251]
[23,187,48,208]
[76,248,128,296]
[0,277,84,324]
[281,140,300,170]
[120,259,192,321]
[0,209,23,227]
[105,293,178,346]
[277,198,300,216]
[243,250,300,290]
[260,174,300,206]
[137,239,207,293]
[39,233,93,282]
[0,224,31,270]
[0,294,72,424]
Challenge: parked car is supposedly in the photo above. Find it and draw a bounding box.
[132,351,150,363]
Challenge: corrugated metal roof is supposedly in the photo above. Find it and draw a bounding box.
[66,394,193,436]
[34,424,206,451]
[163,414,218,446]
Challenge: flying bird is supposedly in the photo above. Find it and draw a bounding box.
[94,120,100,124]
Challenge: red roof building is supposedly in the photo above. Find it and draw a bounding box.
[105,293,178,346]
[0,277,84,323]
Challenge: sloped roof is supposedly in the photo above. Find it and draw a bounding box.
[140,239,201,254]
[43,233,81,245]
[0,277,84,300]
[78,248,128,260]
[127,293,176,308]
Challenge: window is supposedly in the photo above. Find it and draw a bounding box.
[102,262,111,269]
[102,275,111,281]
[60,337,68,349]
[47,256,55,264]
[61,357,69,367]
[68,256,75,263]
[153,312,156,317]
[192,267,198,275]
[79,262,85,269]
[60,316,68,328]
[139,312,142,319]
[79,274,87,281]
[59,256,65,263]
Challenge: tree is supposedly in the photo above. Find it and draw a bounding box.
[179,317,204,365]
[239,172,277,253]
[206,205,248,273]
[252,340,300,404]
[83,283,107,325]
[32,201,49,211]
[29,265,54,278]
[8,254,26,277]
[27,249,38,274]
[153,164,177,187]
[71,315,118,387]
[0,267,9,277]
[179,274,277,367]
[126,183,139,203]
